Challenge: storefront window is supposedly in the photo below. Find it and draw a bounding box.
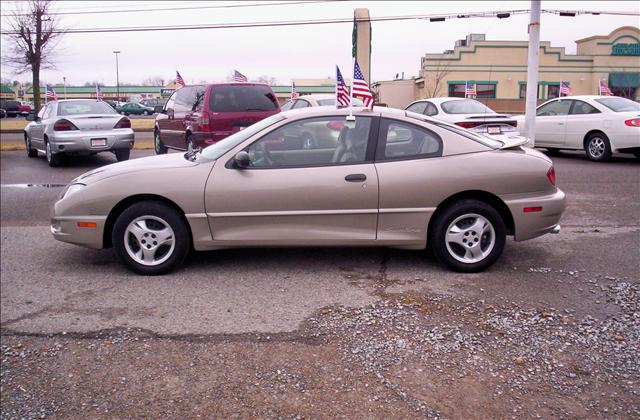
[547,84,560,99]
[448,84,466,98]
[476,84,496,99]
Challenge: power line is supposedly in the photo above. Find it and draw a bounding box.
[0,0,349,17]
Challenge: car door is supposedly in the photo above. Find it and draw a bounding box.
[204,115,379,244]
[564,100,602,149]
[373,118,444,245]
[29,104,51,149]
[157,91,177,146]
[534,99,571,146]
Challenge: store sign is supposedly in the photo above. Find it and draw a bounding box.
[611,43,640,56]
[160,88,175,97]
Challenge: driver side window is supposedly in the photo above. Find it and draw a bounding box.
[247,116,372,168]
[536,100,571,116]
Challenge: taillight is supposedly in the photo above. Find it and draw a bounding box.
[197,111,211,131]
[53,119,79,131]
[624,118,640,127]
[455,121,479,129]
[114,118,131,129]
[547,167,556,186]
[455,121,517,128]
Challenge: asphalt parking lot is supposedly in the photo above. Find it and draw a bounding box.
[1,146,639,418]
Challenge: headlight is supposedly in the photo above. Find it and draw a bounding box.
[60,183,86,200]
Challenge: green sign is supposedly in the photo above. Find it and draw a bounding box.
[612,43,640,56]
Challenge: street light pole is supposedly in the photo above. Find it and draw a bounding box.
[113,50,121,102]
[524,1,541,147]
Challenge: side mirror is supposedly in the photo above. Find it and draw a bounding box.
[234,151,251,168]
[26,111,36,122]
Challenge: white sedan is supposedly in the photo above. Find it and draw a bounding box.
[405,97,519,136]
[516,95,640,162]
[280,94,363,110]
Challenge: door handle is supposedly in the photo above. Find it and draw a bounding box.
[345,174,367,182]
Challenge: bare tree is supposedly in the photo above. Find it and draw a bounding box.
[2,0,64,110]
[255,75,277,86]
[422,63,451,98]
[141,76,165,86]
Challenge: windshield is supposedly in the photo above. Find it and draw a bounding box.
[57,101,117,116]
[594,97,640,112]
[441,99,495,115]
[209,85,279,112]
[198,114,286,161]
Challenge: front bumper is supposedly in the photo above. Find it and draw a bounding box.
[504,188,566,241]
[48,129,134,154]
[51,215,106,249]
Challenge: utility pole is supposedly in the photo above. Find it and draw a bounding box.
[113,50,120,102]
[63,76,67,99]
[33,5,43,111]
[524,0,541,147]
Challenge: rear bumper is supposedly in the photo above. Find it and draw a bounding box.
[504,188,566,241]
[611,132,640,152]
[48,129,134,154]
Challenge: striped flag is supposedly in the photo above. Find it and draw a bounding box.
[46,84,58,101]
[291,81,298,99]
[335,65,350,108]
[352,60,375,109]
[176,71,185,87]
[95,83,103,100]
[560,82,572,96]
[465,81,476,97]
[233,70,248,83]
[598,79,613,96]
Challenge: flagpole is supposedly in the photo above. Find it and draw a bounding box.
[464,80,468,99]
[348,57,356,120]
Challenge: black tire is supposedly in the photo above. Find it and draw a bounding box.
[143,110,150,116]
[114,148,130,161]
[45,139,62,167]
[430,199,506,273]
[633,151,640,159]
[585,132,612,162]
[154,130,167,154]
[25,134,37,158]
[112,201,191,275]
[545,148,561,156]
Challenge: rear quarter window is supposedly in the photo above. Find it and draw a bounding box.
[209,85,278,112]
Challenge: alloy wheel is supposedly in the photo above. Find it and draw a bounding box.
[444,213,496,264]
[588,137,605,159]
[124,215,175,266]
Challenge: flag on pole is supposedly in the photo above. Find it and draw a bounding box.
[559,82,572,96]
[352,60,375,110]
[291,81,298,99]
[176,71,185,87]
[598,79,613,96]
[46,84,58,101]
[233,70,248,82]
[465,81,476,97]
[335,66,350,108]
[95,83,103,100]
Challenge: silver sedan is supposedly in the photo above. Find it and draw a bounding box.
[24,99,135,167]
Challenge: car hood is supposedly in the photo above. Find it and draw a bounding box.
[73,153,201,184]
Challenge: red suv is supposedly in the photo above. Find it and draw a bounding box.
[154,83,280,154]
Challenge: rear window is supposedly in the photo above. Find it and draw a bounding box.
[594,97,640,112]
[441,99,495,115]
[57,101,117,116]
[209,85,278,112]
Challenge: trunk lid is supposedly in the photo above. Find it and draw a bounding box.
[64,114,124,131]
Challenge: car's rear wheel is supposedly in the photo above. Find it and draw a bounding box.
[545,148,560,156]
[585,132,612,162]
[25,134,37,158]
[154,130,167,154]
[45,139,61,167]
[114,148,130,161]
[430,199,506,272]
[112,201,190,275]
[143,110,150,116]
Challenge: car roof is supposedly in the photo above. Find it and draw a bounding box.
[281,105,409,119]
[410,97,472,105]
[543,95,616,100]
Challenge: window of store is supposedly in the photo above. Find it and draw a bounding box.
[519,83,545,99]
[547,84,560,99]
[475,84,496,99]
[448,83,466,98]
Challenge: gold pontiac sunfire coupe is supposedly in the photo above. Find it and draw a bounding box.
[51,106,565,275]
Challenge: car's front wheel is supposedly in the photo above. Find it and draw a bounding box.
[25,134,37,158]
[143,110,150,116]
[430,199,506,272]
[112,201,190,275]
[154,130,167,154]
[585,132,612,162]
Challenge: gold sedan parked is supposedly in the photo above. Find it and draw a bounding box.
[51,107,565,275]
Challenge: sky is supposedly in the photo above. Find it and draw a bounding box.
[1,0,638,86]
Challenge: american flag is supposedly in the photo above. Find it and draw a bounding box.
[598,79,613,96]
[233,70,248,83]
[45,84,58,101]
[335,65,350,108]
[559,82,572,96]
[95,83,103,100]
[352,60,375,109]
[291,81,298,99]
[176,71,185,88]
[465,82,476,97]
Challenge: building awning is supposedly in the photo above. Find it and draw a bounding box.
[609,72,640,88]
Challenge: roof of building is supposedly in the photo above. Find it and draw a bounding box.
[24,85,336,95]
[1,85,14,94]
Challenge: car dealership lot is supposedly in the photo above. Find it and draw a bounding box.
[1,148,638,417]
